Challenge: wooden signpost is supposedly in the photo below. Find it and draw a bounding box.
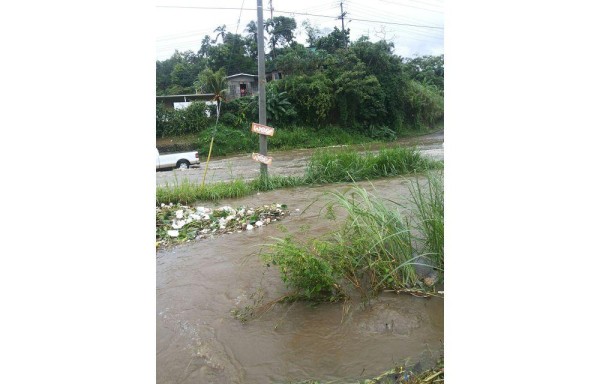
[251,122,275,167]
[252,152,273,165]
[251,122,275,136]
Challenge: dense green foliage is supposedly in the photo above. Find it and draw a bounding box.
[157,19,444,137]
[156,102,211,137]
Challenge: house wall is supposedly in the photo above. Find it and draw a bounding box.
[227,76,258,99]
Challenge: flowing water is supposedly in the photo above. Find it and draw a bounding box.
[156,132,444,187]
[157,175,444,383]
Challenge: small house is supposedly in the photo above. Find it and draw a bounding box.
[226,73,258,99]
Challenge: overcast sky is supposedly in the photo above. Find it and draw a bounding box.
[156,0,444,61]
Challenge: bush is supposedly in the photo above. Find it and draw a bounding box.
[197,126,255,157]
[263,237,342,301]
[402,80,444,130]
[156,101,212,138]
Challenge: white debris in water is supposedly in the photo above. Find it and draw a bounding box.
[172,220,186,229]
[220,206,236,214]
[295,209,300,212]
[157,202,290,247]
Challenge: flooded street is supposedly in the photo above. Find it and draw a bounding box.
[157,132,444,383]
[156,131,444,187]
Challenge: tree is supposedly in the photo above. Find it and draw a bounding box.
[213,25,227,44]
[245,20,265,61]
[274,44,327,76]
[199,35,211,58]
[404,55,444,92]
[197,68,228,186]
[281,73,334,126]
[325,50,386,127]
[302,20,324,47]
[205,32,256,75]
[265,16,297,57]
[314,27,349,54]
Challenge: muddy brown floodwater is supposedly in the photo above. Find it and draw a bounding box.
[157,132,444,383]
[156,131,444,187]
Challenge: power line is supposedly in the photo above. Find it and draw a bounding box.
[347,16,442,29]
[347,0,443,30]
[156,5,442,29]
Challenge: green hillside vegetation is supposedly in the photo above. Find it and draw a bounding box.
[157,19,443,155]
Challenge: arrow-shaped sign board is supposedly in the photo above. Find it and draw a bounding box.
[251,122,275,136]
[252,152,273,165]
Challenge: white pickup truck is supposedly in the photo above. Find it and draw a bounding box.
[156,148,200,170]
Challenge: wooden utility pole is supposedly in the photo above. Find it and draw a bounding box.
[339,1,348,48]
[256,0,268,178]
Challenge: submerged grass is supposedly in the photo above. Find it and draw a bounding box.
[156,147,440,205]
[408,171,444,270]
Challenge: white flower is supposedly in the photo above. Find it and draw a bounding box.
[167,230,179,237]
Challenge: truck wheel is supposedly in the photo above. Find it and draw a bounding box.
[176,160,190,169]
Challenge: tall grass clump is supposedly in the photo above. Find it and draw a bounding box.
[326,187,420,290]
[263,172,445,301]
[407,171,444,270]
[263,186,427,301]
[156,179,253,205]
[304,147,438,184]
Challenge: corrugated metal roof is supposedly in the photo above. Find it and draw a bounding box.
[226,73,258,79]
